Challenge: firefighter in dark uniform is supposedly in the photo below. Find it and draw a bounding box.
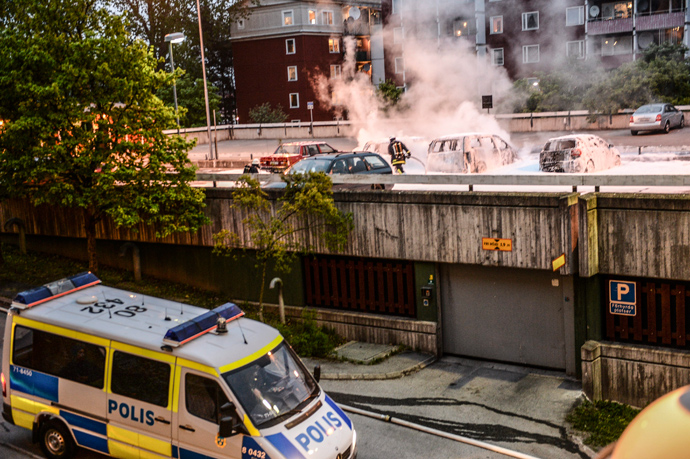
[388,136,410,174]
[243,158,260,174]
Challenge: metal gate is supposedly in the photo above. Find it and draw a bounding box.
[441,264,567,369]
[604,278,690,349]
[303,255,416,317]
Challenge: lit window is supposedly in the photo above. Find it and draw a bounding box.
[330,65,341,79]
[286,39,296,55]
[283,10,293,26]
[566,41,584,59]
[288,66,298,81]
[601,35,632,56]
[566,6,584,26]
[490,16,503,34]
[328,38,340,53]
[237,19,245,30]
[394,27,404,44]
[308,10,317,24]
[522,44,540,63]
[395,57,405,74]
[453,18,475,37]
[492,48,504,66]
[289,93,299,108]
[522,11,539,31]
[322,11,333,25]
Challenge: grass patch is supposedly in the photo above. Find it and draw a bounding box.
[0,244,343,358]
[566,399,641,448]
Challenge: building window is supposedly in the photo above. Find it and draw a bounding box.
[392,0,401,14]
[601,2,632,20]
[490,16,503,34]
[289,93,299,108]
[394,27,404,44]
[567,40,585,59]
[308,10,317,24]
[288,66,297,81]
[601,35,632,55]
[330,65,342,79]
[328,38,340,53]
[286,39,295,54]
[522,44,540,63]
[237,19,245,29]
[395,57,405,74]
[492,48,504,65]
[322,11,334,25]
[566,6,584,26]
[185,373,229,424]
[283,10,293,26]
[522,11,539,31]
[453,18,476,37]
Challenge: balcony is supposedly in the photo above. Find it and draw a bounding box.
[636,10,684,31]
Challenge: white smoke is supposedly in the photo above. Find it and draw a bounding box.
[311,10,517,167]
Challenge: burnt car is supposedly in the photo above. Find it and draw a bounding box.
[259,141,339,173]
[265,152,392,189]
[630,103,684,135]
[539,134,621,173]
[426,133,518,174]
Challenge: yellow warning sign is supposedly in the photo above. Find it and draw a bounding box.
[552,254,566,271]
[482,238,513,252]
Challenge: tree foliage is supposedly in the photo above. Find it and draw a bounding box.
[0,0,209,273]
[248,103,289,124]
[156,75,221,128]
[112,0,258,125]
[376,79,404,111]
[213,173,353,321]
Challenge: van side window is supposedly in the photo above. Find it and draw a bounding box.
[12,326,105,389]
[185,373,229,424]
[111,351,170,407]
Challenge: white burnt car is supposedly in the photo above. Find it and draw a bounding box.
[539,134,621,173]
[426,133,518,174]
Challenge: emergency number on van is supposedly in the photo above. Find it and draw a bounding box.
[1,272,357,459]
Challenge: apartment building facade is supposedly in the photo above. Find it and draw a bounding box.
[386,0,690,83]
[229,0,384,123]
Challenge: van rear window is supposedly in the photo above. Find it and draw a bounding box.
[12,326,105,389]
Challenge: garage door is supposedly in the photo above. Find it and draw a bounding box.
[441,264,566,369]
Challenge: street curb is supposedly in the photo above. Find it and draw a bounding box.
[321,354,437,380]
[0,440,44,459]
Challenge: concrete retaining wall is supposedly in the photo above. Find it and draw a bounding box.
[264,304,438,355]
[581,340,690,407]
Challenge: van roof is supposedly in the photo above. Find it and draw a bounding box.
[13,281,280,373]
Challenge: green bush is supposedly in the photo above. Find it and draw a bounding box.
[273,309,344,358]
[566,399,641,447]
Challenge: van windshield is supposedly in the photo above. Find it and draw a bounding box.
[222,341,318,428]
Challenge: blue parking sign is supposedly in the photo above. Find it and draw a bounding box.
[609,280,636,316]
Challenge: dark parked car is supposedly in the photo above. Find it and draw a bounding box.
[630,103,684,135]
[266,152,392,189]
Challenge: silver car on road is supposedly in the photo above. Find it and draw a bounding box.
[630,103,684,135]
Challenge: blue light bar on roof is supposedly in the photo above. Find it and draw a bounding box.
[163,302,244,347]
[12,272,101,309]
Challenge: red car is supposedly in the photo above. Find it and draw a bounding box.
[259,141,339,173]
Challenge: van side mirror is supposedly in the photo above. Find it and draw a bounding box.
[313,365,321,383]
[219,402,250,438]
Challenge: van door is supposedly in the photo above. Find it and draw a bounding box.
[106,344,174,458]
[174,367,243,458]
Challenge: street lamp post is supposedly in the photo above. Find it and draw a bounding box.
[164,32,185,133]
[195,0,215,160]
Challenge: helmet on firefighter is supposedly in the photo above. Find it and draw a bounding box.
[389,136,396,142]
[252,158,259,165]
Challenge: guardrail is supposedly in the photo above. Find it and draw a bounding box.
[195,173,690,191]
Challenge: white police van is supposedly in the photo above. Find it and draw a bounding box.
[1,273,356,459]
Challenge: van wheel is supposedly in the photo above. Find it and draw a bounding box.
[630,130,638,136]
[39,421,75,459]
[585,160,595,173]
[475,161,487,173]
